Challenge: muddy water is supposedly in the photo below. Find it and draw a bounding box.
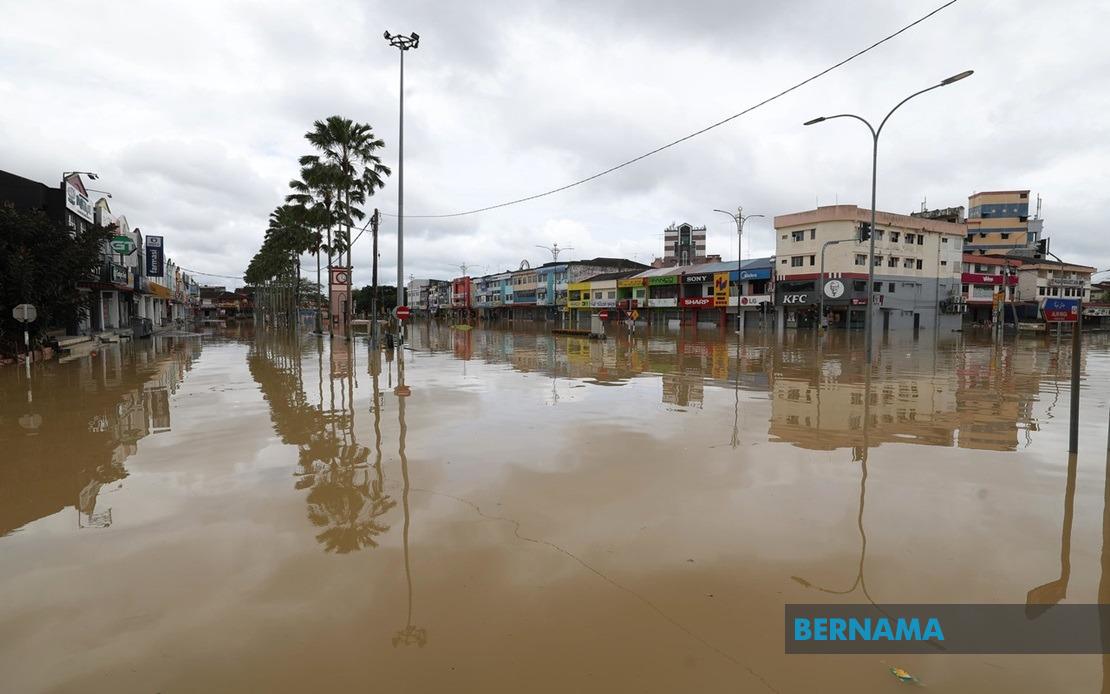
[1,323,1109,693]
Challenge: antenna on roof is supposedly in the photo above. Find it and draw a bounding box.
[921,195,927,213]
[1035,194,1042,220]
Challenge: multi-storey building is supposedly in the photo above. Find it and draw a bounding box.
[959,254,1021,324]
[1015,260,1094,304]
[964,190,1041,255]
[652,222,721,268]
[773,205,965,331]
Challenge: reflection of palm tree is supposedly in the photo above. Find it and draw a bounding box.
[307,463,395,553]
[1025,453,1077,618]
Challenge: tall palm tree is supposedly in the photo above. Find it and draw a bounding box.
[288,162,341,335]
[301,116,391,336]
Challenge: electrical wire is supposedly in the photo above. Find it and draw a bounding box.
[379,0,960,220]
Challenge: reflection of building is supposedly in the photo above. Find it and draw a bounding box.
[0,338,199,536]
[768,339,1055,452]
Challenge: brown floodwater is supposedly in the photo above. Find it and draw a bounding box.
[2,322,1109,693]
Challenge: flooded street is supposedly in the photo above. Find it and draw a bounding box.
[3,323,1110,693]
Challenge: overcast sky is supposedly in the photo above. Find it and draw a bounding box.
[3,0,1107,288]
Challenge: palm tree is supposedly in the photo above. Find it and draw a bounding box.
[301,116,391,336]
[288,162,341,335]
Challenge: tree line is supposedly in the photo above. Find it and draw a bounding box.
[245,115,390,331]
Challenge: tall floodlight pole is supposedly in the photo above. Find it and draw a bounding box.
[714,207,764,333]
[385,30,420,339]
[804,70,973,364]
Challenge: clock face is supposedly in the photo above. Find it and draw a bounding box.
[823,279,845,298]
[335,272,348,285]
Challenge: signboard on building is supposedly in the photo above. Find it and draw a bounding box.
[682,273,711,285]
[617,278,644,288]
[1043,297,1080,322]
[648,298,677,308]
[680,297,714,308]
[65,180,94,223]
[1049,277,1086,288]
[145,236,164,276]
[781,293,814,305]
[713,272,730,307]
[592,298,616,308]
[737,295,771,306]
[737,268,771,281]
[110,235,136,255]
[110,263,128,285]
[962,272,1014,285]
[647,275,678,286]
[823,279,846,299]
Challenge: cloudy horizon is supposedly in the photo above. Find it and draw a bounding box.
[3,0,1107,288]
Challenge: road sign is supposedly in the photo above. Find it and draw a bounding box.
[12,304,36,323]
[823,279,846,299]
[393,305,411,320]
[598,309,609,320]
[1043,298,1080,323]
[109,235,136,255]
[629,309,640,321]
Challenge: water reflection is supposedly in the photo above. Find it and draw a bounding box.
[408,324,1079,453]
[0,337,200,535]
[249,332,394,553]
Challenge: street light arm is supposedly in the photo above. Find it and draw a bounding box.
[876,83,945,137]
[812,113,877,139]
[713,209,739,222]
[742,213,766,223]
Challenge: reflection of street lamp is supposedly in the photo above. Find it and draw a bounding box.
[1026,453,1077,618]
[804,70,973,363]
[714,207,764,334]
[392,353,426,648]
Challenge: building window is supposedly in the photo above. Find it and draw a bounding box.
[917,235,924,245]
[781,258,788,264]
[888,256,899,268]
[916,259,923,270]
[791,256,804,267]
[903,258,914,268]
[855,254,867,266]
[888,283,896,293]
[875,230,884,241]
[942,237,949,244]
[809,255,816,266]
[853,280,867,291]
[905,233,915,244]
[874,255,883,266]
[607,291,616,299]
[940,260,948,267]
[962,284,969,293]
[890,231,900,243]
[1000,233,1010,240]
[873,282,882,293]
[791,230,805,242]
[810,229,816,240]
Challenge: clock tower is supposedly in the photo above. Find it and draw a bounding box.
[329,266,352,331]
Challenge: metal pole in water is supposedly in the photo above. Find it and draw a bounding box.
[1069,306,1082,454]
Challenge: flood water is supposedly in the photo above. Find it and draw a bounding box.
[2,322,1110,693]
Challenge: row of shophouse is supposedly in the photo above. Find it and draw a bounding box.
[408,191,1106,330]
[1,169,200,337]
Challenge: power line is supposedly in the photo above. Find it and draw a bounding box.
[378,0,960,220]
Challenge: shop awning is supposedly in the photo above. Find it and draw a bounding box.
[148,282,172,299]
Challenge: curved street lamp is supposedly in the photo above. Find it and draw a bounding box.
[804,70,973,363]
[714,207,764,334]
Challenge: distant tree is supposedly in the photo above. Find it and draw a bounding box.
[354,284,396,315]
[0,206,112,356]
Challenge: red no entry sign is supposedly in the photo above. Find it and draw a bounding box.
[598,309,609,320]
[394,305,411,320]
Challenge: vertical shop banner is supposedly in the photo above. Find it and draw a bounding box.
[713,272,730,307]
[145,236,164,277]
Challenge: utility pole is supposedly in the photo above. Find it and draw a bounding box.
[371,208,380,345]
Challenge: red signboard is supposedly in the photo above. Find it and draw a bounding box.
[962,272,1017,286]
[680,297,714,308]
[395,305,411,320]
[598,309,609,320]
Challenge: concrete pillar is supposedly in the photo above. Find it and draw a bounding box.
[776,305,785,339]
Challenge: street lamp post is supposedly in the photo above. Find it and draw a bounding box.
[385,30,420,341]
[714,207,764,333]
[804,70,973,363]
[818,238,856,330]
